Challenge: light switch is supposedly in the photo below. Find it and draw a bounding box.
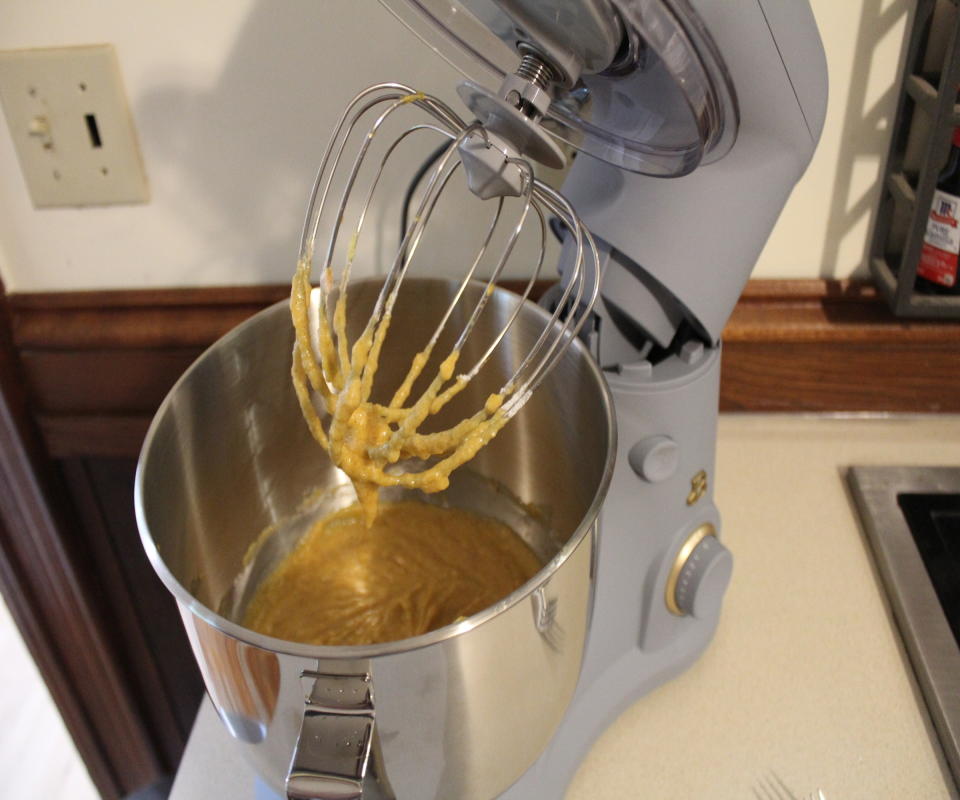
[0,44,148,207]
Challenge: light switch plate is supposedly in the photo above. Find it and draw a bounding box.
[0,44,149,207]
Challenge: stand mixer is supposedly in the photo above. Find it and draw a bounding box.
[301,1,827,795]
[136,1,828,798]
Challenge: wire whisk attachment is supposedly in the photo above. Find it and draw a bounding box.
[290,83,600,520]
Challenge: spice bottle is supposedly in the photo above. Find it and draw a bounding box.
[917,125,960,294]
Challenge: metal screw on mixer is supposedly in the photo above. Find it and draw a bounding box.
[515,51,558,90]
[505,50,563,119]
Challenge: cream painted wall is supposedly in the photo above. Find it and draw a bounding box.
[0,0,913,292]
[757,0,913,280]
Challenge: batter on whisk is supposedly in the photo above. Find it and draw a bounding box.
[290,254,508,525]
[288,85,597,523]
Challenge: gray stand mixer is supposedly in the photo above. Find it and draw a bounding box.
[498,2,828,795]
[136,1,827,798]
[339,1,828,795]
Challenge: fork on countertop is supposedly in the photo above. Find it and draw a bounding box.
[754,772,827,800]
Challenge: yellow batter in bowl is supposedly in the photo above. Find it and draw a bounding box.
[243,500,542,646]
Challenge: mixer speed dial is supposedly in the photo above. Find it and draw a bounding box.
[665,524,733,618]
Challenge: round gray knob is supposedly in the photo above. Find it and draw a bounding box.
[673,534,733,618]
[628,435,679,483]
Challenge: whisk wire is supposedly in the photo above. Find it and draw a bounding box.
[388,194,506,411]
[454,199,548,387]
[370,125,479,332]
[381,146,550,449]
[369,149,539,461]
[292,83,601,494]
[499,183,593,417]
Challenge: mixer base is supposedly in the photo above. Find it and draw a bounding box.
[498,632,717,798]
[497,344,728,798]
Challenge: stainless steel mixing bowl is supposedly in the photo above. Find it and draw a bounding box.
[135,278,615,799]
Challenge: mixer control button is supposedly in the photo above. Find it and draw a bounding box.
[619,360,653,380]
[679,340,705,365]
[628,436,679,483]
[665,524,733,618]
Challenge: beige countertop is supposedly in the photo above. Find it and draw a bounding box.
[172,414,960,800]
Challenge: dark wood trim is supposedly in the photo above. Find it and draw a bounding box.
[0,280,166,799]
[5,278,960,459]
[7,282,545,350]
[67,453,203,755]
[7,284,290,310]
[37,414,154,459]
[10,286,289,350]
[729,279,958,342]
[19,349,205,414]
[721,279,959,412]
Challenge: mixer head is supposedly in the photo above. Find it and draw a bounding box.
[291,82,600,503]
[381,0,739,177]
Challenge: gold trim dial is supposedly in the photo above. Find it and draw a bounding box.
[665,523,716,616]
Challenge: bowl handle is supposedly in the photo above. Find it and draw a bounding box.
[286,671,376,800]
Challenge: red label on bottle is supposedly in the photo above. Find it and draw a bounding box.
[918,189,960,287]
